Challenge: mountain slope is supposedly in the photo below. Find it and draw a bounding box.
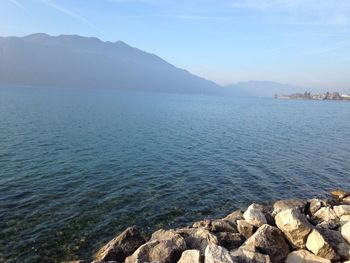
[0,33,220,94]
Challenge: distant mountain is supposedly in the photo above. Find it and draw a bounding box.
[223,81,309,98]
[0,33,220,94]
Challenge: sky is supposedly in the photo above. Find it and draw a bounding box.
[1,0,350,90]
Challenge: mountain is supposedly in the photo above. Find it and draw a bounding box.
[0,33,220,94]
[223,81,309,98]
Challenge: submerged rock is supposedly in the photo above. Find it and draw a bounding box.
[94,226,145,262]
[285,249,331,263]
[275,208,312,248]
[244,224,290,263]
[204,244,234,263]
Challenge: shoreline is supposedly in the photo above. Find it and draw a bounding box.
[68,189,350,263]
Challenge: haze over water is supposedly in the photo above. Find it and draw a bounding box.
[1,86,349,262]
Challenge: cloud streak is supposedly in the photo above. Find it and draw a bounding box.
[41,0,103,33]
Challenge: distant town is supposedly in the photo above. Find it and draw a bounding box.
[275,91,350,101]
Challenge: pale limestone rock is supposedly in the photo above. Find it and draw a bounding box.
[94,226,145,262]
[243,204,267,228]
[313,207,338,223]
[175,228,218,255]
[341,215,350,225]
[275,208,312,248]
[237,220,254,239]
[343,196,350,205]
[192,219,237,233]
[273,199,306,215]
[334,205,350,218]
[204,244,234,263]
[230,245,271,263]
[305,228,350,261]
[285,249,331,263]
[177,249,201,263]
[244,224,289,263]
[342,221,350,244]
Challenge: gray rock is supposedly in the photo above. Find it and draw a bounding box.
[177,249,202,263]
[94,226,145,262]
[204,244,234,263]
[230,245,271,263]
[237,220,255,239]
[285,249,331,263]
[307,198,323,215]
[273,199,306,215]
[175,228,218,255]
[193,219,238,233]
[223,210,244,224]
[244,224,290,263]
[275,208,312,248]
[125,230,186,263]
[214,232,245,250]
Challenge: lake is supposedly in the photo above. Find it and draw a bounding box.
[0,86,349,262]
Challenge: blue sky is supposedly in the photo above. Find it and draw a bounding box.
[1,0,350,90]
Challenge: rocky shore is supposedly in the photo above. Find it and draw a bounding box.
[68,189,350,263]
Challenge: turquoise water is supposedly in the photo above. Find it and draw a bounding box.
[0,86,350,262]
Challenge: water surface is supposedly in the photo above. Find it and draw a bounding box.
[0,86,349,262]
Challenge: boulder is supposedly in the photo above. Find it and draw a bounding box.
[334,205,350,218]
[230,245,271,263]
[342,221,350,244]
[177,249,202,263]
[273,199,306,215]
[316,220,339,230]
[285,249,331,263]
[330,189,349,200]
[193,219,237,233]
[204,244,234,263]
[275,208,312,248]
[94,226,145,262]
[214,232,245,250]
[223,210,244,224]
[244,224,290,263]
[237,220,254,239]
[307,199,323,215]
[306,228,350,261]
[341,215,350,225]
[343,196,350,205]
[175,228,218,255]
[313,207,338,223]
[125,230,186,263]
[243,204,267,228]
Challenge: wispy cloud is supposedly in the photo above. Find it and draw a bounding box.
[9,0,26,10]
[41,0,104,33]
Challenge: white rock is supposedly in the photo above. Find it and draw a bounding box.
[204,244,234,263]
[243,204,267,228]
[231,245,271,263]
[275,208,312,248]
[306,229,338,261]
[342,221,350,244]
[178,249,201,263]
[341,215,350,225]
[334,205,350,218]
[286,249,331,263]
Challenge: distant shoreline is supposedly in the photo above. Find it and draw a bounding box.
[275,91,350,101]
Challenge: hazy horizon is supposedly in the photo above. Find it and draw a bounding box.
[1,0,349,91]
